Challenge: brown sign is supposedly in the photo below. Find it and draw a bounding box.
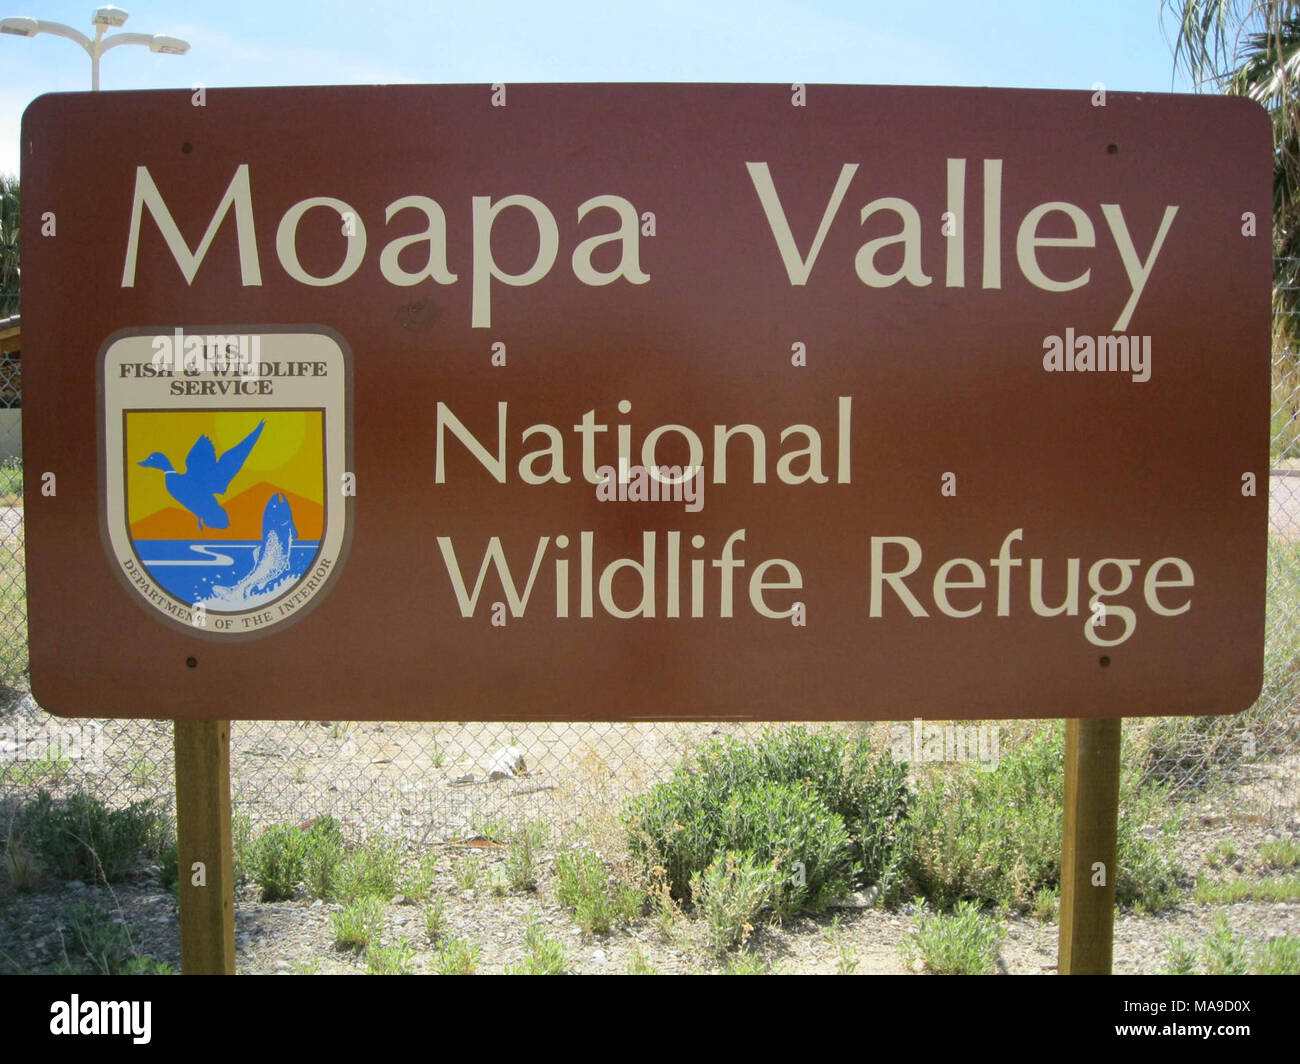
[21,84,1270,721]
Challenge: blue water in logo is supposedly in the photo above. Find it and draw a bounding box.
[135,492,319,612]
[135,540,321,611]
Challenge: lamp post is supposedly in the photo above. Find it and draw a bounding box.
[0,6,189,90]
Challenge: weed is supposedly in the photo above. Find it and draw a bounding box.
[1259,840,1300,871]
[554,848,640,935]
[470,816,508,842]
[248,823,308,901]
[1031,885,1059,923]
[158,836,178,896]
[1254,935,1300,975]
[433,937,480,975]
[690,851,775,953]
[505,819,547,892]
[365,938,416,975]
[485,864,510,897]
[1194,873,1300,904]
[399,853,438,901]
[289,957,321,975]
[303,817,347,900]
[627,946,659,974]
[14,790,167,884]
[902,726,1182,913]
[424,899,447,942]
[506,920,567,975]
[905,900,1003,975]
[337,834,402,902]
[54,901,171,975]
[330,896,386,950]
[454,856,480,892]
[1163,918,1300,975]
[721,954,772,974]
[231,809,252,885]
[1205,841,1237,868]
[835,942,860,975]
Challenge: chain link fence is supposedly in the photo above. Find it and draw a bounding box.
[1,319,1298,843]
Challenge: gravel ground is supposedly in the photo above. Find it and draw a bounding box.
[1,767,1296,976]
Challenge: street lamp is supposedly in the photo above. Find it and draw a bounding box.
[0,7,190,91]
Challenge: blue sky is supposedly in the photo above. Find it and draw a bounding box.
[1,0,1195,177]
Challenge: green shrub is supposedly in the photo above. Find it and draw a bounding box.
[365,939,416,975]
[506,820,547,892]
[902,726,1182,913]
[15,791,167,884]
[158,836,179,896]
[337,834,402,902]
[690,851,775,953]
[330,895,386,950]
[399,853,439,901]
[231,809,252,885]
[554,848,639,934]
[424,899,447,942]
[248,823,308,901]
[1254,935,1300,975]
[1259,840,1300,870]
[433,937,480,975]
[905,900,1003,975]
[301,816,347,899]
[54,901,173,975]
[624,727,905,913]
[505,920,567,975]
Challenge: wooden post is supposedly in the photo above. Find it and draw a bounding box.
[174,720,236,975]
[1058,716,1122,975]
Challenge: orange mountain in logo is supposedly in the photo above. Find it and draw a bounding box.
[130,482,324,541]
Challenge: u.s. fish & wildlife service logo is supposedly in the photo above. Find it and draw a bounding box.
[100,328,352,636]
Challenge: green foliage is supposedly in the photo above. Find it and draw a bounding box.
[625,727,906,915]
[330,895,386,950]
[231,809,252,885]
[365,939,416,975]
[399,853,438,901]
[424,899,447,942]
[453,856,480,892]
[627,946,659,974]
[158,836,178,896]
[506,819,547,892]
[1164,916,1300,975]
[55,901,172,975]
[904,900,1003,975]
[337,833,402,902]
[691,851,775,953]
[1194,872,1300,903]
[14,790,167,884]
[554,848,641,934]
[902,726,1182,913]
[721,954,773,974]
[248,823,308,901]
[303,817,347,900]
[433,937,480,975]
[1254,935,1300,975]
[1259,840,1300,870]
[506,920,567,974]
[1031,885,1059,923]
